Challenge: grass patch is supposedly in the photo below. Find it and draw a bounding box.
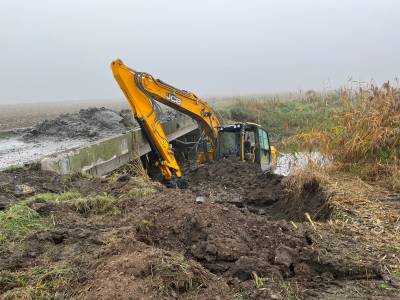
[233,293,245,300]
[219,93,345,147]
[2,165,22,173]
[280,282,303,300]
[154,253,210,296]
[0,264,75,299]
[136,219,154,235]
[127,187,156,199]
[251,271,264,289]
[287,83,400,191]
[23,191,119,216]
[73,194,118,215]
[23,191,81,206]
[0,204,48,246]
[108,159,150,183]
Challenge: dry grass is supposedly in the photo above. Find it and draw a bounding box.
[108,146,150,182]
[287,82,400,191]
[152,253,211,296]
[0,264,76,299]
[286,163,400,282]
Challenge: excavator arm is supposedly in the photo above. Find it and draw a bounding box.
[111,59,223,184]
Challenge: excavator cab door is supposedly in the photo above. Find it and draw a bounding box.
[256,128,273,171]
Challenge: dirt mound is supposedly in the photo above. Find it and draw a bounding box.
[187,160,331,221]
[81,241,232,300]
[122,187,381,298]
[23,107,137,140]
[132,189,315,279]
[21,107,179,141]
[0,164,393,299]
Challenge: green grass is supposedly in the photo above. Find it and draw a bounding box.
[23,191,81,206]
[0,204,48,246]
[251,271,264,289]
[3,164,22,172]
[154,253,210,296]
[25,191,119,215]
[127,187,156,199]
[218,94,346,148]
[73,194,118,215]
[0,264,75,299]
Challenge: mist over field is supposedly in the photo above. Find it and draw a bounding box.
[0,0,399,104]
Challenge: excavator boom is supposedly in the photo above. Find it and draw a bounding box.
[111,59,223,185]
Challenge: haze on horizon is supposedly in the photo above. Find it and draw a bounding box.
[0,0,399,104]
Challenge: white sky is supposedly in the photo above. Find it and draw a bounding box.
[0,0,399,103]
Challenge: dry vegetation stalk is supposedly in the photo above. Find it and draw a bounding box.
[287,82,400,191]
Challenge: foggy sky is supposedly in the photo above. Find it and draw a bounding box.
[0,0,399,104]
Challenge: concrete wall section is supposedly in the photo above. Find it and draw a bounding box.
[41,115,198,176]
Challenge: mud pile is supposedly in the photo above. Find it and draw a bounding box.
[22,107,137,140]
[22,107,180,141]
[0,164,389,299]
[187,160,330,221]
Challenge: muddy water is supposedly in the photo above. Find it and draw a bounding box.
[275,151,327,176]
[0,107,136,170]
[0,135,86,170]
[0,132,327,174]
[0,107,180,170]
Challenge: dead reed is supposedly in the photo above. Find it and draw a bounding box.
[287,82,400,191]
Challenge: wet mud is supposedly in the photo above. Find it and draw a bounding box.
[0,107,177,170]
[22,107,138,140]
[0,162,396,299]
[187,160,331,221]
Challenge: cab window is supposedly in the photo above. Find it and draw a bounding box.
[258,128,270,150]
[219,130,240,158]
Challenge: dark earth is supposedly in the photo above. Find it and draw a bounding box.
[21,106,177,140]
[0,160,398,299]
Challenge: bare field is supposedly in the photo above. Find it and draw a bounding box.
[0,99,129,131]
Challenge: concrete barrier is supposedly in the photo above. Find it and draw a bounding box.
[41,115,197,176]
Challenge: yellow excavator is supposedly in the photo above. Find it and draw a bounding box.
[111,59,277,187]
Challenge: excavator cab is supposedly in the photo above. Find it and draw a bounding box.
[217,123,277,171]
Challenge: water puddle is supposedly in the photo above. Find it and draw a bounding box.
[0,135,86,170]
[275,151,328,176]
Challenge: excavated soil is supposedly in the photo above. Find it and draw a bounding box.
[22,107,138,140]
[187,160,331,221]
[0,162,397,299]
[20,107,177,140]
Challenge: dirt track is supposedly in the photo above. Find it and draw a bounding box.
[0,161,398,299]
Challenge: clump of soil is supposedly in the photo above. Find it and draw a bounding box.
[0,162,395,299]
[23,107,138,140]
[81,241,232,300]
[187,160,331,221]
